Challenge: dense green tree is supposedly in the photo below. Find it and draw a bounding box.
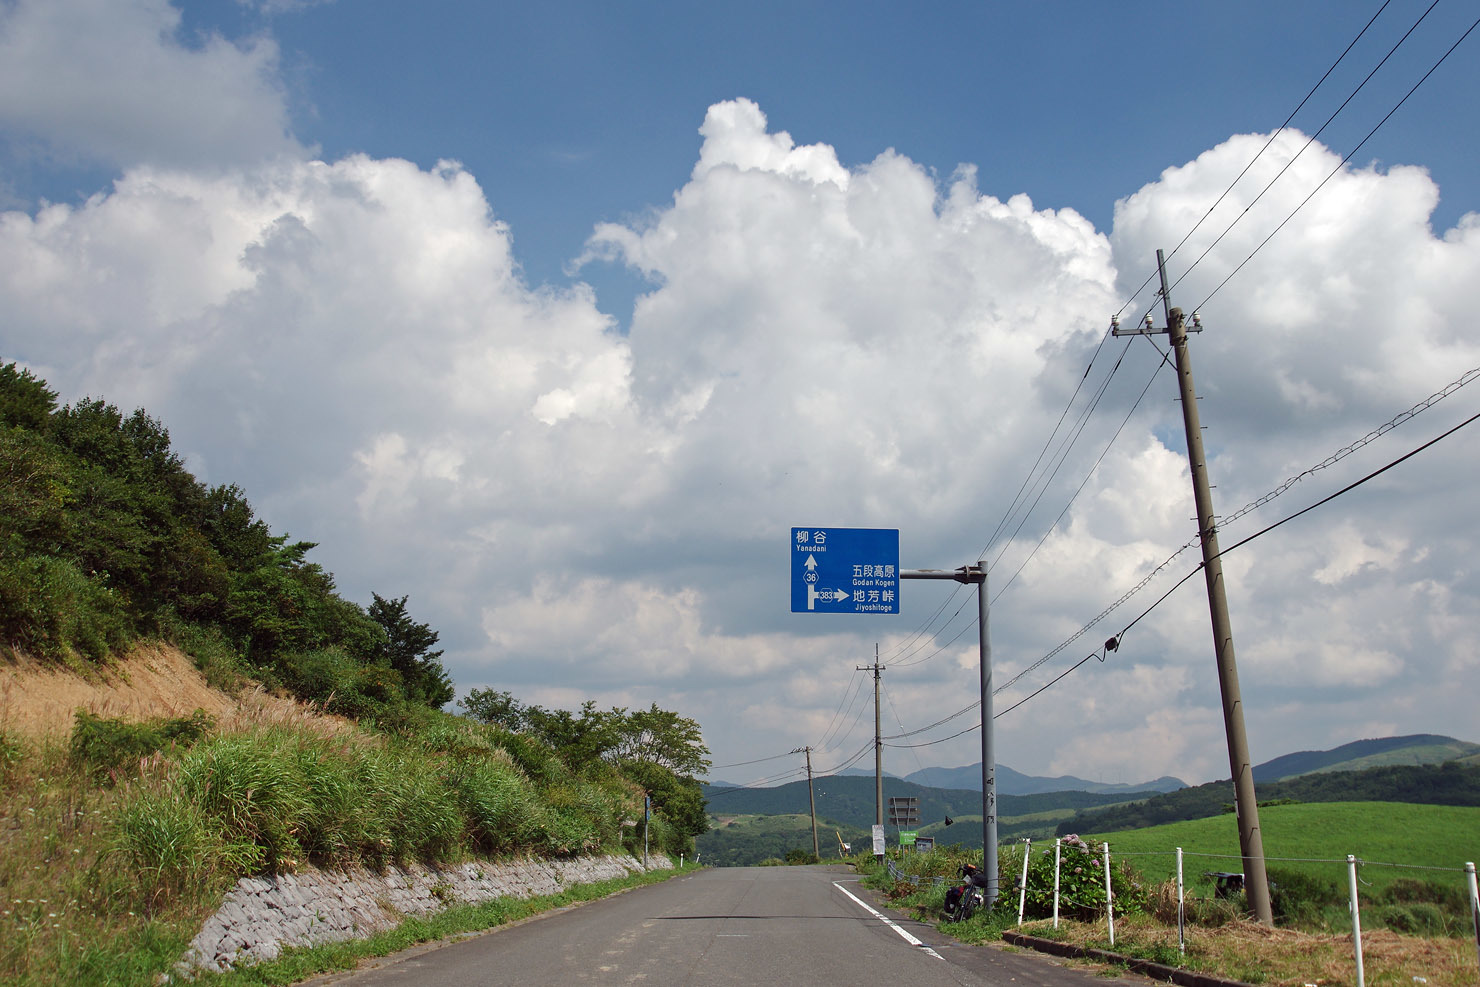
[612,703,711,777]
[0,363,58,431]
[459,688,526,730]
[620,758,709,844]
[368,593,455,708]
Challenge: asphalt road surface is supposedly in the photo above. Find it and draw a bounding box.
[303,864,1140,986]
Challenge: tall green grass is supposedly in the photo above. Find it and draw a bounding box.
[0,706,685,986]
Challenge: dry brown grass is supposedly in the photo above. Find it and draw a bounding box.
[1017,913,1480,987]
[0,643,359,742]
[0,643,235,738]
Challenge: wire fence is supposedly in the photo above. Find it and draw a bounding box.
[882,837,1480,986]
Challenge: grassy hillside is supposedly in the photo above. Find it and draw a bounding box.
[1056,761,1480,835]
[1085,801,1480,896]
[1254,734,1479,782]
[697,813,872,866]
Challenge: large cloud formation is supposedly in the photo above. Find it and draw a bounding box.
[3,5,1478,787]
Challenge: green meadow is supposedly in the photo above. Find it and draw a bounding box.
[1084,801,1478,896]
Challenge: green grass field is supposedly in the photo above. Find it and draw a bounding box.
[1083,801,1479,895]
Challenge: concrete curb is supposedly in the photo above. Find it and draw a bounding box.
[1000,930,1259,987]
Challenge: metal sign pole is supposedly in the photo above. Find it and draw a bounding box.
[901,561,995,909]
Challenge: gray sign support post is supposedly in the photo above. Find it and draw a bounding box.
[901,562,995,910]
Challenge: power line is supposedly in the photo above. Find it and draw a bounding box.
[888,0,1413,668]
[1020,406,1480,714]
[814,667,867,751]
[1195,12,1480,311]
[994,362,1480,697]
[1114,0,1398,320]
[1170,0,1443,302]
[878,397,1480,745]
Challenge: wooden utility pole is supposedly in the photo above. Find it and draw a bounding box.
[857,651,884,828]
[793,745,820,858]
[1113,249,1272,923]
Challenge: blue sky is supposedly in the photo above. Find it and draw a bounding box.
[3,0,1479,787]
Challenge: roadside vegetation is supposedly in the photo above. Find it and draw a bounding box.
[0,364,714,986]
[861,800,1480,987]
[1,692,708,986]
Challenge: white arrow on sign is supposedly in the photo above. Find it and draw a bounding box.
[806,584,851,610]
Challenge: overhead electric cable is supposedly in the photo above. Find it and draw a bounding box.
[815,668,867,751]
[1113,0,1396,319]
[994,363,1480,695]
[991,350,1169,604]
[1001,407,1480,718]
[883,388,1480,744]
[1173,0,1445,301]
[818,690,872,757]
[1157,0,1396,285]
[707,751,798,771]
[1196,12,1480,311]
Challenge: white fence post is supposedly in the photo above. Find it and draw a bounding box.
[1348,855,1365,987]
[1053,838,1062,930]
[1103,841,1115,947]
[1466,861,1478,976]
[1018,839,1031,925]
[1176,846,1185,956]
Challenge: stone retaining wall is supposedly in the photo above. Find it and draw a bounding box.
[181,852,672,974]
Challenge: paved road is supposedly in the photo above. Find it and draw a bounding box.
[303,865,1140,986]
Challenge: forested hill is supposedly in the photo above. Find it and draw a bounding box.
[702,774,1136,830]
[0,363,454,718]
[1056,761,1480,835]
[1252,734,1480,781]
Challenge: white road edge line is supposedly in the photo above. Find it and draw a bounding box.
[832,882,943,960]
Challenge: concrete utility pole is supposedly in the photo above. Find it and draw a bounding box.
[857,651,885,828]
[1113,250,1273,924]
[793,746,820,859]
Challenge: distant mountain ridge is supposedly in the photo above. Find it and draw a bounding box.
[903,763,1186,795]
[701,774,1138,832]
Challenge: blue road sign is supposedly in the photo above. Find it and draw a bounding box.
[791,527,899,614]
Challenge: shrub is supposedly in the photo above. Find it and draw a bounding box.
[0,554,133,663]
[1267,866,1342,926]
[1374,902,1451,936]
[450,756,539,855]
[113,782,260,913]
[482,725,566,786]
[172,732,313,870]
[277,647,359,704]
[1018,835,1146,921]
[68,708,214,781]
